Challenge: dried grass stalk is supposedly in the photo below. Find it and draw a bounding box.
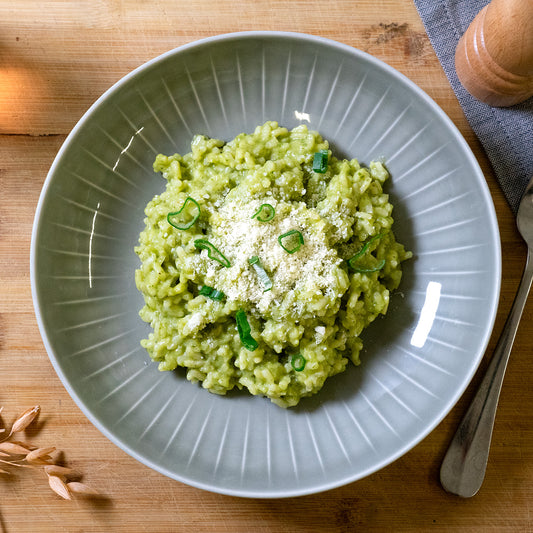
[9,440,37,451]
[0,406,98,499]
[9,406,40,436]
[26,456,54,466]
[25,447,56,462]
[0,442,30,455]
[48,474,72,500]
[67,481,99,496]
[44,465,76,478]
[44,464,75,476]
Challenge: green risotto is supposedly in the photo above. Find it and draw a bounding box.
[135,121,411,407]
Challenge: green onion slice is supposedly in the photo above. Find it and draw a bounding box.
[248,256,273,292]
[210,289,225,301]
[199,285,213,297]
[194,239,231,268]
[167,197,200,230]
[278,229,304,254]
[348,233,385,273]
[291,353,306,372]
[235,309,258,351]
[312,149,329,173]
[350,260,386,273]
[199,285,225,301]
[251,203,275,222]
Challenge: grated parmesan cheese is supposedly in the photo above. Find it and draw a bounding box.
[188,194,343,317]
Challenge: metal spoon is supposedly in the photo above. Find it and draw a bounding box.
[440,175,533,497]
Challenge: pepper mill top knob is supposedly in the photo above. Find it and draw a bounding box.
[455,0,533,107]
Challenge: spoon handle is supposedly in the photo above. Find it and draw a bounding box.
[440,248,533,497]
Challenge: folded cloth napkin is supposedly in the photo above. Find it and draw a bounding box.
[413,0,533,213]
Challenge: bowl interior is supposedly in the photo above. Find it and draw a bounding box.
[32,32,501,497]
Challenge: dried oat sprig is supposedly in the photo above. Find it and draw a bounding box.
[67,481,100,496]
[25,446,56,463]
[0,442,31,454]
[48,473,72,500]
[0,406,99,499]
[44,464,77,478]
[8,406,40,437]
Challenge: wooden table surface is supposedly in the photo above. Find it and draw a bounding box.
[1,1,531,531]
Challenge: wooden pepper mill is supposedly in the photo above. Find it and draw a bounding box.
[455,0,533,107]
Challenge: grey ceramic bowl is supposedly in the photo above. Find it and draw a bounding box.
[31,31,501,497]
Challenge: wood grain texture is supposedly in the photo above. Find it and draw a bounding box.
[0,1,531,531]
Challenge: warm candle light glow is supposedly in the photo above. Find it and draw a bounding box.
[0,63,46,134]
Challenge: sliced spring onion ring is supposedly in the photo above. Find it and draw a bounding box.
[199,285,225,301]
[248,256,273,292]
[251,203,275,222]
[199,285,213,297]
[278,229,304,254]
[350,260,386,273]
[210,289,225,301]
[194,239,231,268]
[291,353,306,372]
[348,233,385,273]
[167,197,200,230]
[235,310,258,351]
[312,149,328,173]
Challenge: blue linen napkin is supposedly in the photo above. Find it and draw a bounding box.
[413,0,533,213]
